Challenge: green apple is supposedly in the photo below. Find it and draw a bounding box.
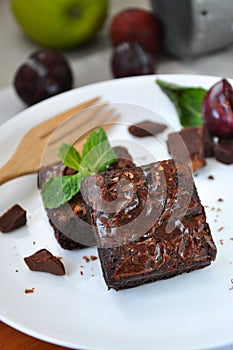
[10,0,108,49]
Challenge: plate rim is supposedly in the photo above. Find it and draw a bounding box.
[0,73,232,350]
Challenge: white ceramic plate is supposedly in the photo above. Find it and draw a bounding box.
[0,74,233,350]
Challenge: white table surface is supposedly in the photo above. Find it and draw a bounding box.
[1,0,233,349]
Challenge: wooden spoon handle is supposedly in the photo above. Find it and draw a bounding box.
[0,162,16,185]
[0,158,21,185]
[0,157,34,186]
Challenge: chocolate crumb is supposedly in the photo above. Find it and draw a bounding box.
[90,255,98,261]
[80,271,84,276]
[0,204,27,233]
[15,269,18,273]
[230,238,233,241]
[80,265,84,268]
[33,241,36,245]
[208,175,214,180]
[25,288,35,294]
[218,198,224,202]
[24,249,65,276]
[91,274,95,277]
[83,256,90,263]
[218,227,224,232]
[219,239,224,245]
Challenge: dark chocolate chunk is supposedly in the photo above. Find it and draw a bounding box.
[128,120,167,137]
[167,126,206,172]
[0,204,27,233]
[214,138,233,164]
[82,160,217,290]
[24,249,65,276]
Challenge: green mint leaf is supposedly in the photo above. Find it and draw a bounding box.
[58,143,81,171]
[82,127,108,158]
[80,128,117,173]
[42,173,82,209]
[42,127,118,209]
[156,79,207,127]
[80,140,118,173]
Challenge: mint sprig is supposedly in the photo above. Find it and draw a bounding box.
[42,128,117,209]
[156,79,207,127]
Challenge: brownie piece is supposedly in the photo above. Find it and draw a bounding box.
[203,126,215,158]
[24,249,65,276]
[81,160,217,290]
[38,146,135,250]
[0,204,27,233]
[214,138,233,164]
[167,126,206,172]
[128,120,167,137]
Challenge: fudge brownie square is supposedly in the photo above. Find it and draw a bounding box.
[81,160,217,290]
[38,146,135,250]
[167,126,206,172]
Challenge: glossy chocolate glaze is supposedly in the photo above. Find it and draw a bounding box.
[82,160,217,290]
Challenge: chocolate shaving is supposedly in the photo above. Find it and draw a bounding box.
[0,204,27,233]
[128,120,167,137]
[24,249,65,276]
